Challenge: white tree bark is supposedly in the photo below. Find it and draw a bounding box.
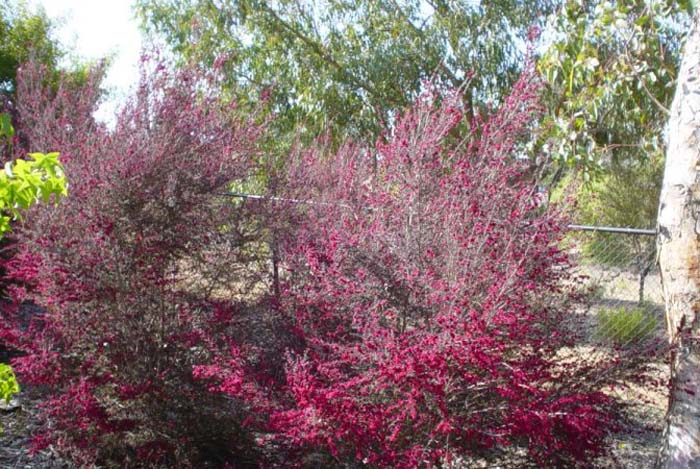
[657,10,700,469]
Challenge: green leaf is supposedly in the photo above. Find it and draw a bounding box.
[0,363,19,403]
[0,113,14,140]
[0,152,67,239]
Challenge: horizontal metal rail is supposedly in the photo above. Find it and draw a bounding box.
[566,224,657,236]
[219,192,344,207]
[221,193,658,236]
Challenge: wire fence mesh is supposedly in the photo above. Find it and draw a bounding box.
[567,225,664,345]
[566,225,668,468]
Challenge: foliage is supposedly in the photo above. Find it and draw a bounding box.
[0,58,269,467]
[185,73,625,467]
[138,0,686,173]
[596,304,659,345]
[0,1,63,94]
[0,151,67,235]
[0,1,95,168]
[575,152,662,267]
[0,361,19,432]
[538,0,686,178]
[0,362,18,403]
[0,110,68,224]
[136,0,558,146]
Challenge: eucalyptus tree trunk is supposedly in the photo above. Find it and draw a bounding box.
[657,9,700,468]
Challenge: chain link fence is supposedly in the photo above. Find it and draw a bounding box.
[566,225,668,468]
[568,225,663,344]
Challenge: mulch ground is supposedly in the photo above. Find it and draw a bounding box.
[0,386,72,469]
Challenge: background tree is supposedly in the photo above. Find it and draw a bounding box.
[0,1,61,94]
[136,0,558,147]
[539,0,685,177]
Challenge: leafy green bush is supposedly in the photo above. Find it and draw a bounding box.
[0,362,19,432]
[0,363,19,402]
[596,304,659,345]
[0,151,67,234]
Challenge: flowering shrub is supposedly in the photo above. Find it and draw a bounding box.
[1,58,268,466]
[257,75,620,467]
[0,58,634,467]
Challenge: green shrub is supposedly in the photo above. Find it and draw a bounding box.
[0,363,19,432]
[0,363,19,403]
[596,304,659,345]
